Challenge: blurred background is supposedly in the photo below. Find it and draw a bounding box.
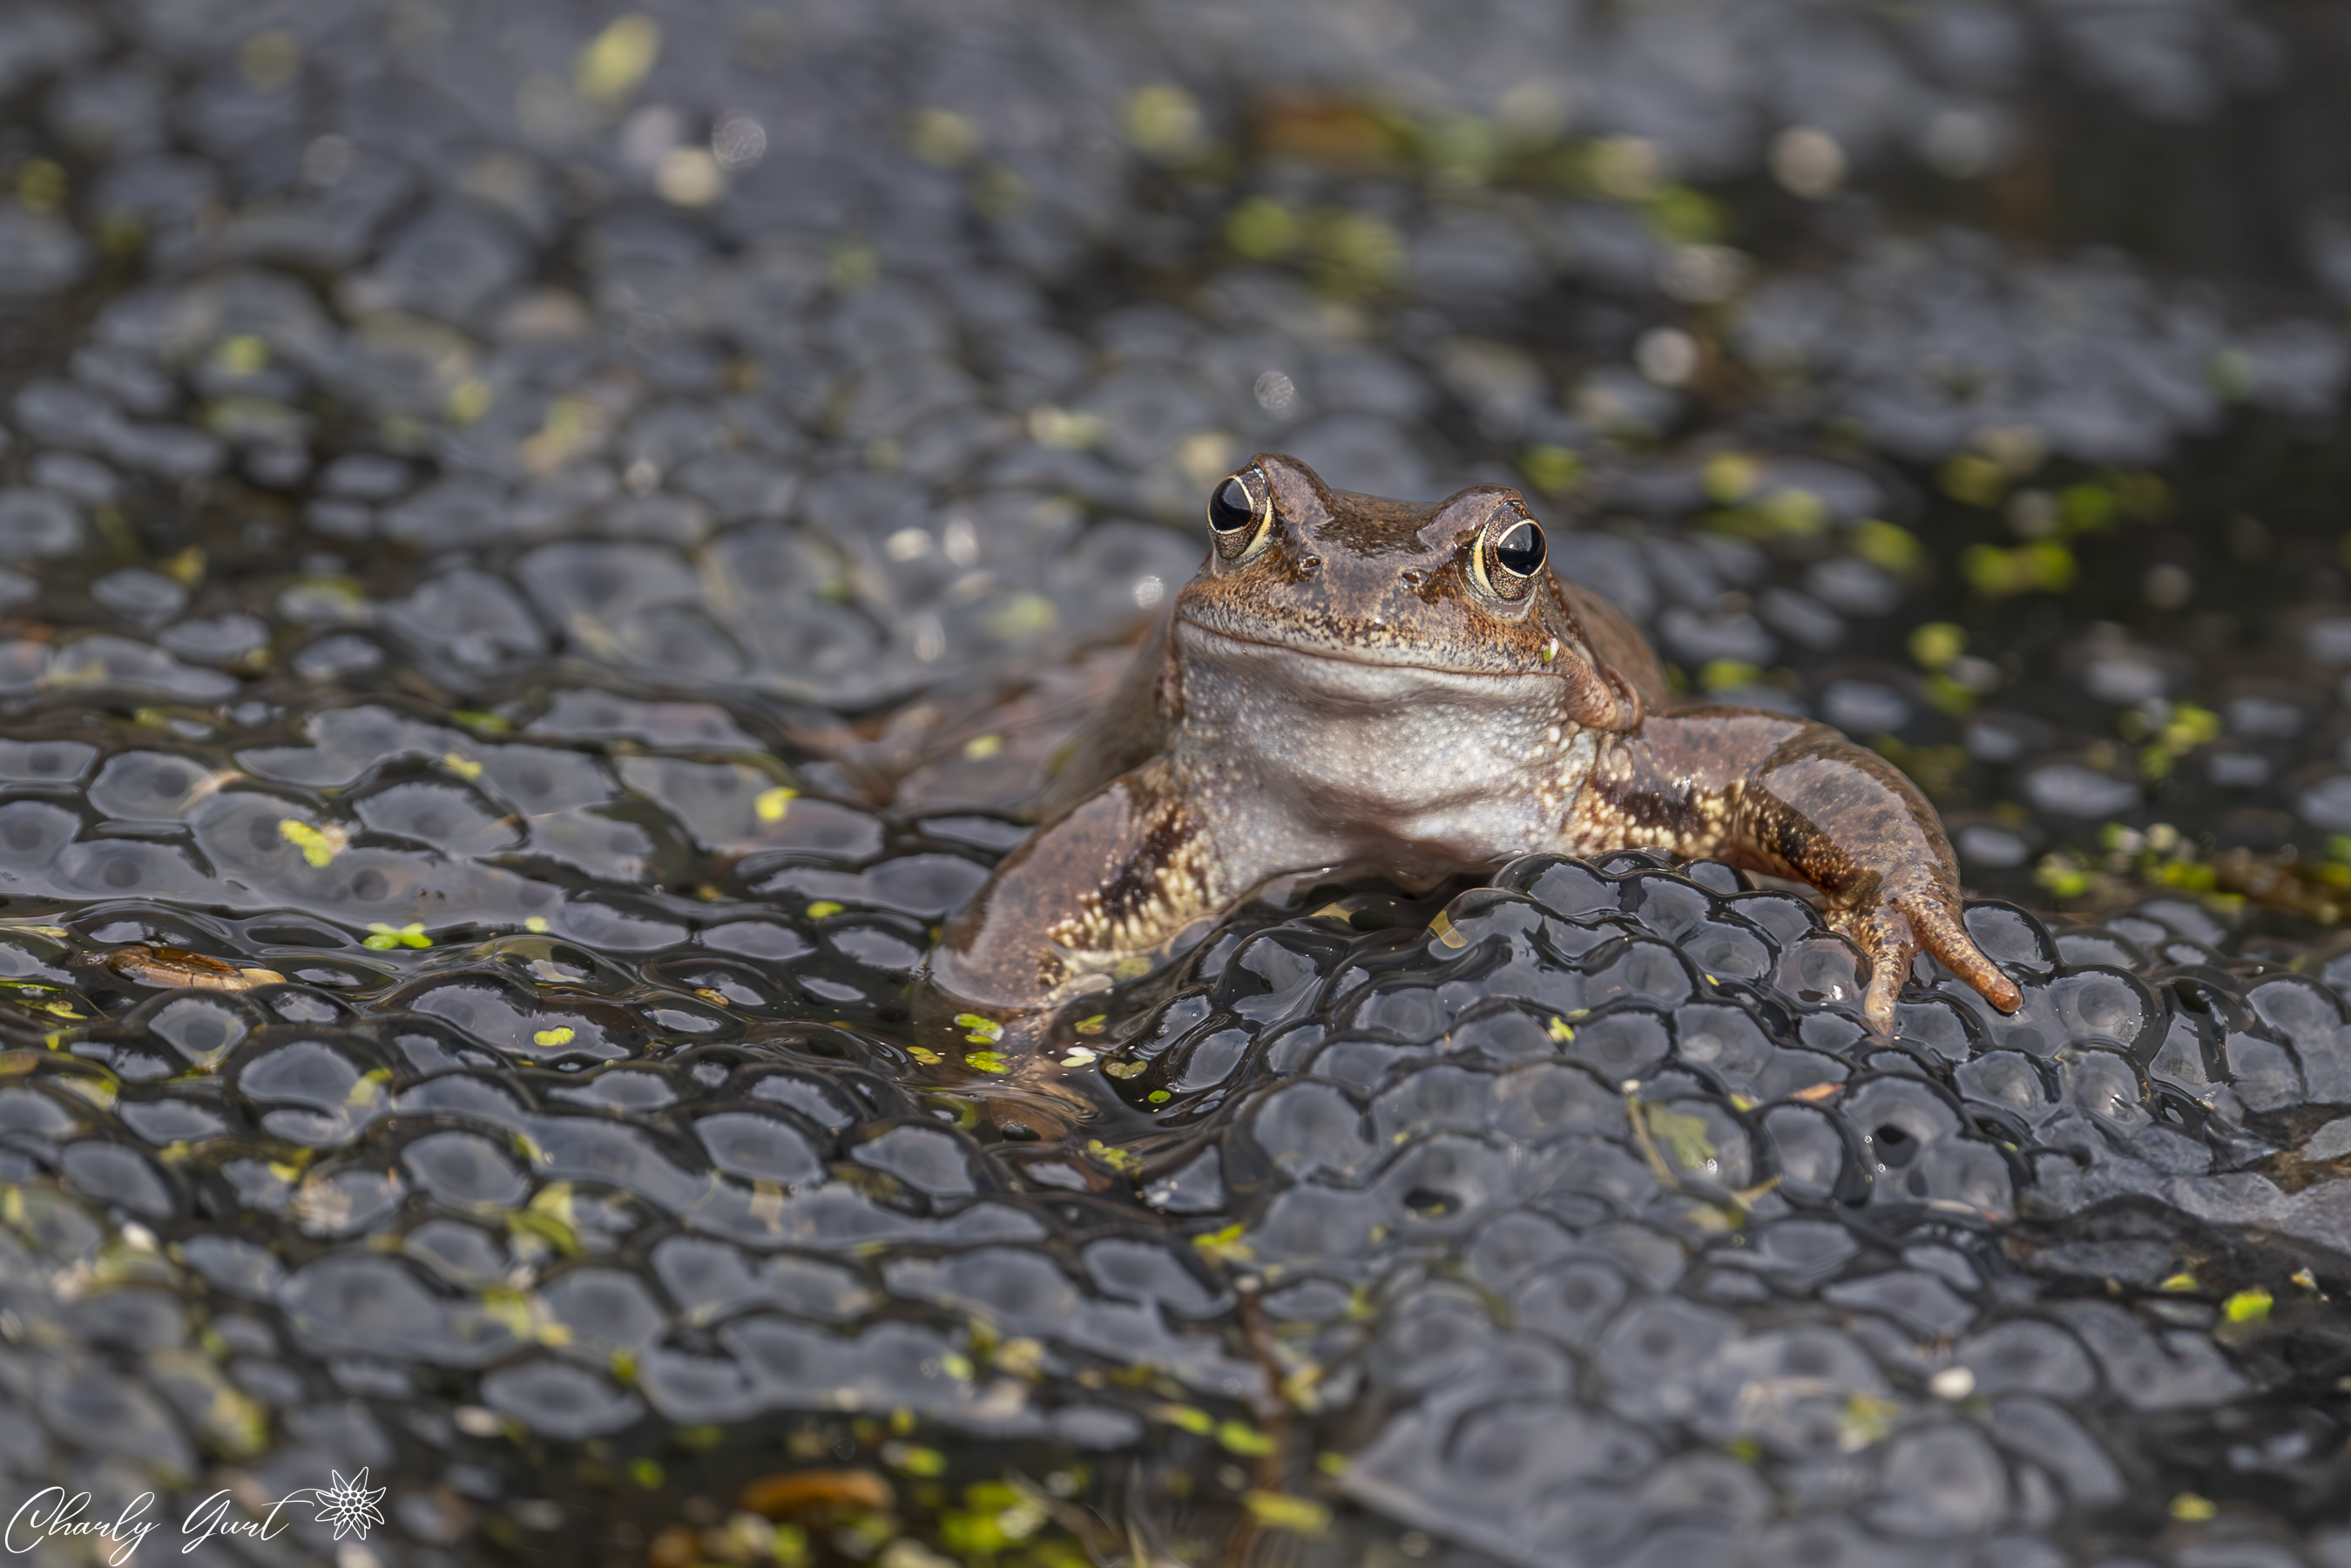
[10,2,2351,1565]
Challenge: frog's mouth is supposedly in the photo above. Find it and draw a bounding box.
[1172,615,1557,686]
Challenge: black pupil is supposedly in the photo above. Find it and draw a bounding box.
[1493,518,1545,576]
[1207,477,1254,533]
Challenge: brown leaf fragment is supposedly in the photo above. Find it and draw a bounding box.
[103,944,287,992]
[736,1468,895,1517]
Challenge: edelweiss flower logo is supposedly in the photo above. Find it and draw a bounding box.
[308,1470,388,1542]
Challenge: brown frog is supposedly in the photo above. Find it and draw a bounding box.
[931,453,2023,1035]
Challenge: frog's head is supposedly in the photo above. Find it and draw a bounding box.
[1170,452,1643,732]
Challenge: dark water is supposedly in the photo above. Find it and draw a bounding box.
[10,3,2351,1565]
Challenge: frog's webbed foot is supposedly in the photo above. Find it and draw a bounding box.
[904,984,1108,1141]
[951,1065,1101,1145]
[1828,880,2023,1035]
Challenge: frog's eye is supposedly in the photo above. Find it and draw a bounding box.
[1471,510,1546,602]
[1206,470,1274,562]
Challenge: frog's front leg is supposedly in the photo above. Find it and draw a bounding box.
[930,757,1259,1022]
[1564,708,2023,1031]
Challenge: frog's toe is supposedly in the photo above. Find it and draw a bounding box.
[1902,892,2023,1015]
[1843,905,1919,1035]
[1861,960,1904,1036]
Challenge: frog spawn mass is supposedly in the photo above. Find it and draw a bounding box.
[1065,860,2351,1559]
[16,830,2351,1566]
[10,0,2351,1564]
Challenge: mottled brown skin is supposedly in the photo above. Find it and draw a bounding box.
[932,454,2023,1035]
